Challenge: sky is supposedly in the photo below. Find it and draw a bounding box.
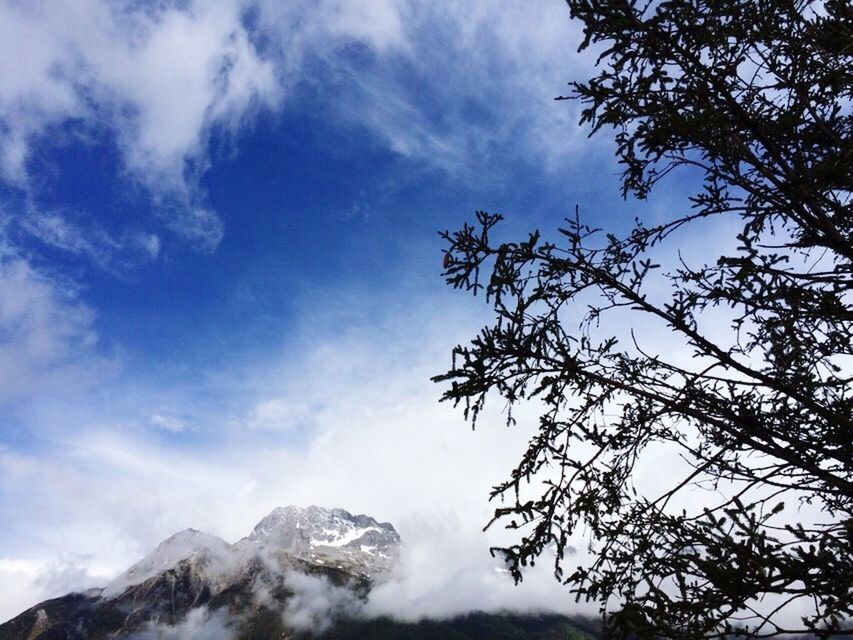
[0,0,705,623]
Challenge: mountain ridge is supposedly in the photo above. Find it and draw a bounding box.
[0,505,597,640]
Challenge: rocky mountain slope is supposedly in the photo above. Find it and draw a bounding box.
[0,506,596,640]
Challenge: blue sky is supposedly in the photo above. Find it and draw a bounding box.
[0,0,698,620]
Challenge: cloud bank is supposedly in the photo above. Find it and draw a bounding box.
[0,255,111,403]
[0,291,591,623]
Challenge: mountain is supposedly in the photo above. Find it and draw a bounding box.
[102,528,237,599]
[242,505,400,577]
[0,506,596,640]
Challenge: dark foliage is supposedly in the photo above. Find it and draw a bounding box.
[435,1,852,638]
[312,612,597,640]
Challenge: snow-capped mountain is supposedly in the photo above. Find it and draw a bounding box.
[97,505,400,600]
[243,505,400,574]
[0,506,401,640]
[0,506,595,640]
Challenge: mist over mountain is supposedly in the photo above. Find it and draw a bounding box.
[0,506,596,640]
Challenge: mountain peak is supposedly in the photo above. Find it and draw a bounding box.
[245,505,400,574]
[0,506,592,640]
[103,527,233,598]
[253,505,397,537]
[99,505,399,600]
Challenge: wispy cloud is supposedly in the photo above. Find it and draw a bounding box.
[0,254,114,403]
[0,0,279,252]
[1,0,596,265]
[255,1,594,180]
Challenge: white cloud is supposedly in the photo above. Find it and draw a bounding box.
[244,398,316,432]
[149,412,186,434]
[0,0,280,250]
[364,511,587,622]
[18,214,107,259]
[138,233,161,259]
[2,0,281,182]
[255,0,595,179]
[0,558,55,625]
[0,256,112,402]
[283,571,363,632]
[128,607,234,640]
[0,0,596,262]
[0,292,593,623]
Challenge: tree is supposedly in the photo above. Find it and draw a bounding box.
[434,1,852,638]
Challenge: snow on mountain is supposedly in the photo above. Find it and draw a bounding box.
[248,506,399,551]
[242,505,401,576]
[101,506,400,598]
[0,507,594,640]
